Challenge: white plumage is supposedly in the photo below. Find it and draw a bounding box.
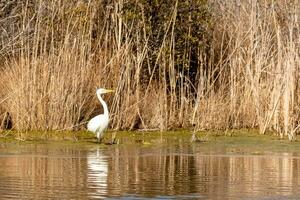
[87,88,114,143]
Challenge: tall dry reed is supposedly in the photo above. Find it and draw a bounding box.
[0,0,299,140]
[206,0,300,140]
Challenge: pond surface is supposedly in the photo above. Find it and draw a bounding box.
[0,140,300,200]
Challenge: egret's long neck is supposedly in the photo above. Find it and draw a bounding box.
[97,93,109,117]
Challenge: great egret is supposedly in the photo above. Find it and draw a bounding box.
[87,88,114,143]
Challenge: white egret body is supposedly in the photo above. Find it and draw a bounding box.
[87,88,114,142]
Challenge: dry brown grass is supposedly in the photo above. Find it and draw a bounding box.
[207,0,300,140]
[0,0,299,140]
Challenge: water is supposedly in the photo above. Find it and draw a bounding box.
[0,141,300,200]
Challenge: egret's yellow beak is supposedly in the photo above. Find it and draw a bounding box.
[105,89,114,93]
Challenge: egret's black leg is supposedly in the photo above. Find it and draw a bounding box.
[99,137,104,144]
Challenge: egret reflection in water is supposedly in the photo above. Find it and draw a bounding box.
[87,148,108,198]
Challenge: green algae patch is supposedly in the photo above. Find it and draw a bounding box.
[108,130,192,142]
[195,129,300,154]
[0,129,300,153]
[0,130,95,144]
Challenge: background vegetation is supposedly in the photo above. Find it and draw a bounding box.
[0,0,299,140]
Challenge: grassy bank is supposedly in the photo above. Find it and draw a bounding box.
[0,1,299,140]
[1,130,300,156]
[1,129,299,145]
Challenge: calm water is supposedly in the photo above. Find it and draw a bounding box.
[0,141,300,200]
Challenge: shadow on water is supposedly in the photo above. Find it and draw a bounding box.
[0,141,300,199]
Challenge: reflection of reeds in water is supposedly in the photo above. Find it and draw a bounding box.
[0,148,91,199]
[195,155,300,197]
[0,145,300,198]
[106,146,300,198]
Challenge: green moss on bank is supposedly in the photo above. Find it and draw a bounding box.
[0,129,300,155]
[0,129,299,152]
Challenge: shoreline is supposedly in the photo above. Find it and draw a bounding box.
[0,129,298,144]
[1,129,300,155]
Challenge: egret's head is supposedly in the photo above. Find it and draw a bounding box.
[96,88,114,95]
